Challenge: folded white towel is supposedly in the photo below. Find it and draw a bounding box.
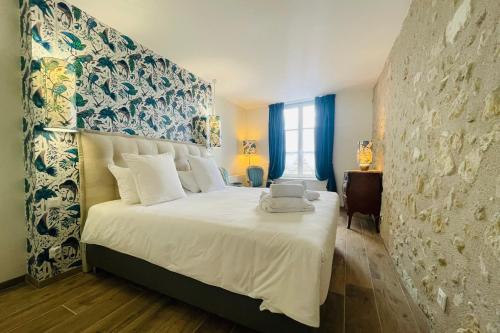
[270,184,305,198]
[259,192,314,213]
[281,180,307,189]
[305,190,320,201]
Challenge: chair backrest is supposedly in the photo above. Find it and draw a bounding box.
[247,166,264,187]
[219,167,230,185]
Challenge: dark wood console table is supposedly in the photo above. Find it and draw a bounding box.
[342,170,383,233]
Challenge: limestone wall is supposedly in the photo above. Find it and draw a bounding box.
[372,0,499,332]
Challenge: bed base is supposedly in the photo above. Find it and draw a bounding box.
[86,244,314,333]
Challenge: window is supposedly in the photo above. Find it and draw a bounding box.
[284,101,316,178]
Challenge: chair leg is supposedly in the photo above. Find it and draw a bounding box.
[347,213,353,229]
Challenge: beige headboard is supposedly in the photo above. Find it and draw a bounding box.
[79,130,208,226]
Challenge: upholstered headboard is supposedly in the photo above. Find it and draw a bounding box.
[79,130,208,226]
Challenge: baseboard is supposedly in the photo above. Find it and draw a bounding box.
[379,238,430,332]
[0,275,26,291]
[25,267,80,288]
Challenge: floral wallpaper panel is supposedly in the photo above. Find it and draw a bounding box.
[21,0,212,282]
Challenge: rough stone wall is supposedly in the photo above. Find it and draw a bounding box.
[372,0,499,332]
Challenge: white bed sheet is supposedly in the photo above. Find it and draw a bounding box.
[81,186,339,327]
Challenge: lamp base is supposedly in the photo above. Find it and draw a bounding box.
[359,165,370,171]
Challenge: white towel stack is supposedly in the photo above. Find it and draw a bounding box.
[305,190,320,201]
[259,191,314,213]
[279,180,321,201]
[259,183,321,213]
[270,183,305,198]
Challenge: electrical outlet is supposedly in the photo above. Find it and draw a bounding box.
[49,246,62,260]
[46,197,62,210]
[437,288,447,312]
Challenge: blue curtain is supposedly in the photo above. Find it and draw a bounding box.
[268,103,285,180]
[314,94,337,192]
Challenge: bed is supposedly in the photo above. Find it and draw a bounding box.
[79,131,339,332]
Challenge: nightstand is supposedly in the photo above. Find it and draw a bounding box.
[343,170,383,232]
[228,175,246,187]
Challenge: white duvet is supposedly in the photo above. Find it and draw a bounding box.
[81,187,339,327]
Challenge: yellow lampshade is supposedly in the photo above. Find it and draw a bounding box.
[192,80,221,147]
[209,115,221,147]
[192,115,221,147]
[41,57,77,132]
[243,140,257,155]
[357,140,373,171]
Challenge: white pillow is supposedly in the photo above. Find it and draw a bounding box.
[187,155,225,192]
[122,153,186,205]
[107,164,140,204]
[178,171,201,193]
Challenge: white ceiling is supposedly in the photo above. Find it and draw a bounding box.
[68,0,411,110]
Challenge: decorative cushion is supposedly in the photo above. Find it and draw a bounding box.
[122,153,186,205]
[187,156,225,192]
[178,171,201,193]
[107,164,140,204]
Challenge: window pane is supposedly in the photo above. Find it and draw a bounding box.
[303,104,315,128]
[284,107,299,130]
[303,128,315,152]
[302,153,316,177]
[285,130,298,152]
[284,153,298,176]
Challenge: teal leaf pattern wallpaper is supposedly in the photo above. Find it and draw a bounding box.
[20,0,212,282]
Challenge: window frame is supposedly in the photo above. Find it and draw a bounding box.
[283,100,315,178]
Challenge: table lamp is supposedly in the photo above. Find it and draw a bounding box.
[357,140,373,171]
[243,140,256,166]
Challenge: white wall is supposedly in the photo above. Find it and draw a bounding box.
[245,106,269,180]
[211,96,247,176]
[243,84,374,203]
[0,0,27,282]
[334,84,374,204]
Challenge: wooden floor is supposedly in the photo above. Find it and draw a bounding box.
[0,212,428,333]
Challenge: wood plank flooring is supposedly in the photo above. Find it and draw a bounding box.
[0,211,429,333]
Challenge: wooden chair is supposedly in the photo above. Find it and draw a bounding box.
[246,166,264,187]
[218,167,230,185]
